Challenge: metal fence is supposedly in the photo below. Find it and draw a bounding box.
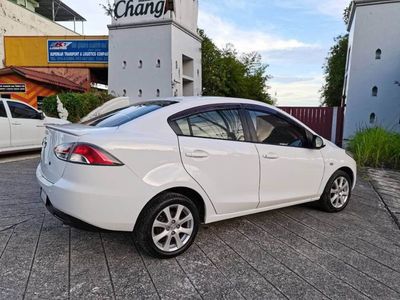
[279,107,344,147]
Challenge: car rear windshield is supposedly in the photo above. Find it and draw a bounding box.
[85,101,177,127]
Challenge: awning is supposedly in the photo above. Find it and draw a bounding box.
[0,67,85,92]
[36,0,86,22]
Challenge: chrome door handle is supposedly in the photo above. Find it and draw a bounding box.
[263,153,279,160]
[12,122,22,126]
[185,150,209,158]
[36,125,45,128]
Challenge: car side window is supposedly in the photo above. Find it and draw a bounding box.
[0,102,7,118]
[176,109,245,141]
[247,110,308,148]
[7,101,40,120]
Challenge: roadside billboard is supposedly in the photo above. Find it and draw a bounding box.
[4,36,109,68]
[48,40,109,64]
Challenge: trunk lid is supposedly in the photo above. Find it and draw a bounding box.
[40,126,80,183]
[40,124,115,183]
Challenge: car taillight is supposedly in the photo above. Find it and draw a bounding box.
[54,143,123,166]
[54,143,72,161]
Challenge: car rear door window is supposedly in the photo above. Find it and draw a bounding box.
[0,102,7,118]
[7,101,40,119]
[247,110,308,148]
[176,109,245,141]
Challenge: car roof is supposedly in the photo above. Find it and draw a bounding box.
[140,96,275,110]
[164,96,273,105]
[0,98,40,110]
[1,98,32,105]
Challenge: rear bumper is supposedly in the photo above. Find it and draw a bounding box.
[45,197,100,231]
[36,164,143,232]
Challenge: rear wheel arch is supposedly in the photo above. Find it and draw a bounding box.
[135,187,206,230]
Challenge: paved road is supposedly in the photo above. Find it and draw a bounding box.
[0,158,400,299]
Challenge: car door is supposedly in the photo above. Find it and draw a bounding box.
[0,100,11,149]
[171,105,260,214]
[7,101,44,147]
[245,106,325,208]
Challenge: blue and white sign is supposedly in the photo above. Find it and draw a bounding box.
[48,40,109,64]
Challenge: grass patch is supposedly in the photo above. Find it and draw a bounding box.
[348,127,400,169]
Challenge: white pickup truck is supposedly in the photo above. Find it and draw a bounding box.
[0,98,68,154]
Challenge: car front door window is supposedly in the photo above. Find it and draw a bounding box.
[248,110,308,147]
[7,101,40,119]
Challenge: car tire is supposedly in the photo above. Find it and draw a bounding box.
[319,170,352,213]
[134,192,200,259]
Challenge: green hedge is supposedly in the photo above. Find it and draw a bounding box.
[42,91,113,123]
[348,127,400,170]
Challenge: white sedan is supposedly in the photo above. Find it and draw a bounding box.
[0,98,68,154]
[36,97,356,258]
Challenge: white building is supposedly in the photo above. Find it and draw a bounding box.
[108,0,202,101]
[0,0,84,68]
[343,0,400,141]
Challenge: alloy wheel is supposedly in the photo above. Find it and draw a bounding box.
[330,176,350,209]
[151,204,194,252]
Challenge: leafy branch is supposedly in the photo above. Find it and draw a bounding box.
[100,0,116,20]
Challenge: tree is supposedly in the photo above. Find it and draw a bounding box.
[100,0,115,19]
[321,35,349,107]
[200,30,273,104]
[343,4,351,26]
[320,4,351,107]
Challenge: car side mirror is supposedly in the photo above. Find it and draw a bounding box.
[312,136,325,149]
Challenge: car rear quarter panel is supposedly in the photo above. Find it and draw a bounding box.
[79,118,217,229]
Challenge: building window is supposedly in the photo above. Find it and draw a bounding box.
[375,49,382,60]
[370,113,376,124]
[372,86,378,97]
[156,59,161,68]
[138,89,143,97]
[156,89,160,97]
[139,60,143,69]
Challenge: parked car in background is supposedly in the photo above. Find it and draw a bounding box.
[80,97,130,123]
[0,99,69,154]
[36,97,357,258]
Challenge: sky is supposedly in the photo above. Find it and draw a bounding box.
[61,0,351,106]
